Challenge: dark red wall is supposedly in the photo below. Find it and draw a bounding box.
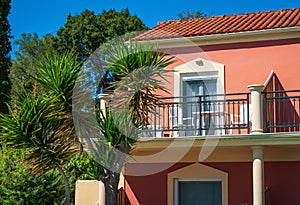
[206,162,253,205]
[265,162,300,205]
[125,161,300,205]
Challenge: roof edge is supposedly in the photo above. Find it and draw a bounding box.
[136,26,300,48]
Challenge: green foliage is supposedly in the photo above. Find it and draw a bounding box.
[66,153,101,180]
[106,41,175,126]
[34,52,82,110]
[0,148,104,205]
[0,0,12,113]
[91,106,136,174]
[79,41,175,173]
[0,52,82,205]
[0,93,78,173]
[177,9,208,20]
[1,52,83,172]
[13,33,56,60]
[53,8,147,60]
[0,146,64,205]
[64,152,102,201]
[10,33,56,99]
[6,8,166,204]
[97,106,137,149]
[10,8,147,102]
[84,40,175,205]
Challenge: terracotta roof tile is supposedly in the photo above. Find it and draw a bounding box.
[135,8,300,40]
[283,9,298,27]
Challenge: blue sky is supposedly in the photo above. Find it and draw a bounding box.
[8,0,300,53]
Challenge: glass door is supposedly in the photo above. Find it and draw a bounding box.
[181,75,217,135]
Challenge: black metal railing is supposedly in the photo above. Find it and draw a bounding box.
[263,90,300,133]
[140,93,251,137]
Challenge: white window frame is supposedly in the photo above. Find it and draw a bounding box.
[174,58,224,98]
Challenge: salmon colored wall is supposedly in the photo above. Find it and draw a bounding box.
[163,38,300,94]
[125,161,300,205]
[124,163,188,205]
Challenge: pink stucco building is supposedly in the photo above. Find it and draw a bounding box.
[123,8,300,205]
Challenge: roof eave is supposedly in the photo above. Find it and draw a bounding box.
[136,26,300,48]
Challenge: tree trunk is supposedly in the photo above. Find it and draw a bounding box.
[104,170,120,205]
[57,166,71,205]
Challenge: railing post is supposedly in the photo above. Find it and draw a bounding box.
[199,96,203,136]
[248,84,264,134]
[247,93,251,134]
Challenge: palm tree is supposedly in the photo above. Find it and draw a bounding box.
[0,52,82,205]
[106,40,175,125]
[77,39,175,205]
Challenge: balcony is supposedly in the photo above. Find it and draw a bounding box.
[139,88,300,138]
[264,89,300,133]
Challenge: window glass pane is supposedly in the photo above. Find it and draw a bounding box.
[182,79,217,111]
[182,79,217,97]
[178,181,222,205]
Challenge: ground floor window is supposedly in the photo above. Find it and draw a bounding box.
[175,179,222,205]
[168,163,228,205]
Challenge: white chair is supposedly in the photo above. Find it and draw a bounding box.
[239,104,252,124]
[230,104,252,134]
[140,124,162,138]
[169,106,179,137]
[169,106,179,128]
[169,106,188,137]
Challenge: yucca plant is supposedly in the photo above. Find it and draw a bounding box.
[106,40,175,126]
[90,39,175,205]
[0,52,82,205]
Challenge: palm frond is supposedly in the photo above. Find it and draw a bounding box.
[104,41,175,126]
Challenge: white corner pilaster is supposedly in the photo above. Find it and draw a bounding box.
[98,94,110,117]
[98,180,105,205]
[248,84,264,133]
[252,146,265,205]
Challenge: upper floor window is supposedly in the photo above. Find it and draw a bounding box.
[174,58,224,97]
[173,59,224,136]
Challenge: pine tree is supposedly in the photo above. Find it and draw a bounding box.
[0,0,12,113]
